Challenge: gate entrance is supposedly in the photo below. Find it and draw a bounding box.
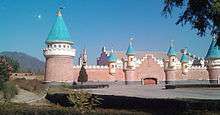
[143,78,157,85]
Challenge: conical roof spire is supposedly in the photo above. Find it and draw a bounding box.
[167,40,177,56]
[46,8,73,44]
[126,36,135,56]
[205,35,220,59]
[107,50,117,62]
[180,48,189,63]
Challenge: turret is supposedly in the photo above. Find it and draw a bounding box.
[79,48,88,66]
[43,8,76,82]
[205,31,220,84]
[164,40,177,84]
[124,38,137,85]
[126,38,136,69]
[107,50,117,75]
[180,48,189,75]
[167,40,177,68]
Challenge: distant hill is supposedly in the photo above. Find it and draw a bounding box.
[0,51,45,74]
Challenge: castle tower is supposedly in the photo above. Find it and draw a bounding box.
[164,41,177,84]
[180,48,189,75]
[107,50,117,75]
[124,38,136,84]
[43,8,76,82]
[206,32,220,84]
[79,48,88,66]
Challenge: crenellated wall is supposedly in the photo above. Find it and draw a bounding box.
[136,55,165,81]
[72,65,124,82]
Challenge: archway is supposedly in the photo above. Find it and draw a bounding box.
[143,78,157,85]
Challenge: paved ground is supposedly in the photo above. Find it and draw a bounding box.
[86,85,220,100]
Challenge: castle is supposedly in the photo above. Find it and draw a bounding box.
[43,9,220,85]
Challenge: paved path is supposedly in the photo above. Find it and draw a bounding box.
[86,85,220,100]
[11,89,45,103]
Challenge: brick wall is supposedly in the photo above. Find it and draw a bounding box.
[45,56,74,82]
[136,55,165,81]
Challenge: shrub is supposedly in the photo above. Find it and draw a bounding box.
[78,65,88,84]
[67,91,102,113]
[2,81,18,101]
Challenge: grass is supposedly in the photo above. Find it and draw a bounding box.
[0,102,150,115]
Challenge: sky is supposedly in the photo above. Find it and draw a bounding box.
[0,0,212,64]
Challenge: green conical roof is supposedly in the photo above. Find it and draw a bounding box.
[126,41,135,55]
[46,10,73,44]
[205,37,220,59]
[180,54,189,63]
[107,51,117,62]
[167,45,177,56]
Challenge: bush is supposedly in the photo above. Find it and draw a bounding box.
[78,65,88,84]
[2,81,18,101]
[67,91,102,113]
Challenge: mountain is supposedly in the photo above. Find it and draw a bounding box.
[0,51,45,74]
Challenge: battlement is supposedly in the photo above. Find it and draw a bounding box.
[72,65,123,69]
[138,54,164,67]
[43,47,76,57]
[189,66,207,70]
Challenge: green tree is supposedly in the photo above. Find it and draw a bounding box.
[162,0,220,38]
[0,56,19,89]
[77,65,88,85]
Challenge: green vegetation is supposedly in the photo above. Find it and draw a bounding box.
[67,91,102,113]
[0,102,151,115]
[0,56,19,102]
[78,65,88,84]
[0,56,19,89]
[2,81,18,102]
[163,0,220,37]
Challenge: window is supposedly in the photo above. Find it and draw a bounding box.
[172,59,175,62]
[54,45,56,48]
[59,45,61,48]
[63,45,66,48]
[112,65,114,68]
[48,45,50,47]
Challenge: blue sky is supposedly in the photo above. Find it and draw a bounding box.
[0,0,212,64]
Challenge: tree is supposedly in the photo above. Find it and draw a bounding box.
[162,0,220,39]
[0,56,19,89]
[78,65,88,85]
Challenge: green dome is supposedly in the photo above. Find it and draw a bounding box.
[107,52,117,62]
[46,10,72,44]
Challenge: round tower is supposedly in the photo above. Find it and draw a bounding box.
[43,8,76,82]
[206,32,220,84]
[107,50,117,75]
[180,48,189,75]
[124,38,136,84]
[164,41,177,84]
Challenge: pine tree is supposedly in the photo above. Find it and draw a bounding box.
[78,65,88,85]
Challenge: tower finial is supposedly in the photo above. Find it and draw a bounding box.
[56,7,63,16]
[170,40,174,47]
[129,33,135,45]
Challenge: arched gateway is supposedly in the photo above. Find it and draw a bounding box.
[143,78,157,85]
